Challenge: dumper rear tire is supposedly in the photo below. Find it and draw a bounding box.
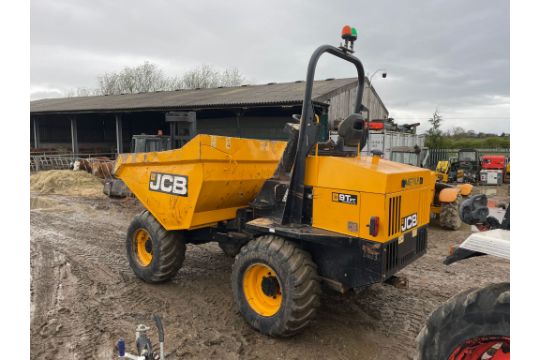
[439,195,462,230]
[126,211,186,283]
[231,235,321,337]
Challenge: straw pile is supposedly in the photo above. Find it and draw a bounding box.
[30,170,104,197]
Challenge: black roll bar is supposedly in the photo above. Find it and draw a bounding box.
[282,45,366,225]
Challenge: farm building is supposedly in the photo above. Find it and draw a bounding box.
[30,77,388,155]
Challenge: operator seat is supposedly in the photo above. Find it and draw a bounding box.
[337,113,368,151]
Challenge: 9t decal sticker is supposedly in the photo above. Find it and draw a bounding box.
[149,172,188,196]
[332,192,358,205]
[401,213,417,231]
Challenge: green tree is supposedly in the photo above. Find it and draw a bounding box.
[425,109,445,148]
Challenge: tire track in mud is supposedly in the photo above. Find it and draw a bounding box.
[30,196,243,359]
[31,197,143,359]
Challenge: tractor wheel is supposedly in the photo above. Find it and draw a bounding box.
[231,235,321,337]
[439,195,462,230]
[126,210,186,283]
[416,282,510,360]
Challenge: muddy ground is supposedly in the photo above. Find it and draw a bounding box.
[30,185,509,360]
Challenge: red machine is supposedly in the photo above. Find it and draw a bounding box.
[369,122,384,130]
[481,155,505,170]
[480,155,508,185]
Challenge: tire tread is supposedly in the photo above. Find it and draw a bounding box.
[126,210,186,283]
[231,235,321,337]
[416,282,510,360]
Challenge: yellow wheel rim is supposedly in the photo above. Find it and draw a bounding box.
[134,228,153,267]
[243,263,282,317]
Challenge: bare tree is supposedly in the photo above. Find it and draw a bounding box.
[180,65,244,89]
[72,62,245,96]
[165,76,184,91]
[97,62,168,95]
[97,72,121,95]
[450,126,466,137]
[220,67,244,87]
[132,62,167,92]
[181,64,220,89]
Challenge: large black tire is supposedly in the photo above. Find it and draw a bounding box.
[417,282,510,360]
[439,195,462,230]
[126,211,186,283]
[231,235,321,337]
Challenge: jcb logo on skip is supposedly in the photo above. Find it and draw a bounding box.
[149,172,188,196]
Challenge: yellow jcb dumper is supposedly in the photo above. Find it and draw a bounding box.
[114,27,435,337]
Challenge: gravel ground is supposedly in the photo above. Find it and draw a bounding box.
[30,185,510,360]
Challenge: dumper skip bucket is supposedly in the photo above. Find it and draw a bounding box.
[114,135,286,230]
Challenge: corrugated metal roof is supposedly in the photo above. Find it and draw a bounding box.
[31,78,358,114]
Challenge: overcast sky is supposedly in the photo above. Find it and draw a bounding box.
[31,0,509,134]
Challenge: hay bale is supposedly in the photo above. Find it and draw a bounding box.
[30,170,104,197]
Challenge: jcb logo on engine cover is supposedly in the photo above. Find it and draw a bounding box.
[401,213,417,231]
[332,192,358,205]
[401,177,424,188]
[149,172,188,196]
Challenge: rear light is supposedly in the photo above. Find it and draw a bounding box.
[369,216,379,237]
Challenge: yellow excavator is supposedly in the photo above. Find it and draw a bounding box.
[435,159,463,183]
[114,26,435,337]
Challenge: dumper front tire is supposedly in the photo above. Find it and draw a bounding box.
[231,235,321,337]
[126,211,186,283]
